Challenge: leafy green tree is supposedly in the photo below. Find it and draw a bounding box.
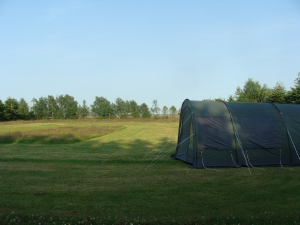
[227,95,235,102]
[115,98,130,118]
[77,105,83,118]
[266,82,286,103]
[47,95,57,118]
[285,73,300,104]
[129,100,140,118]
[18,98,29,120]
[27,110,36,120]
[235,78,270,102]
[162,106,168,114]
[32,97,48,119]
[110,103,117,118]
[56,95,78,119]
[115,97,124,118]
[4,97,20,120]
[162,106,168,118]
[169,106,177,117]
[151,100,160,116]
[91,96,111,118]
[56,96,66,118]
[124,100,131,118]
[0,100,7,121]
[286,87,300,104]
[139,103,151,118]
[295,72,300,86]
[78,100,89,118]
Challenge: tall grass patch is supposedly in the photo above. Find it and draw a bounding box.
[0,125,124,144]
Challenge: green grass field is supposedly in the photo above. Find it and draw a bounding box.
[0,119,300,225]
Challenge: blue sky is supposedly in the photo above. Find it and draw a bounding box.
[0,0,299,110]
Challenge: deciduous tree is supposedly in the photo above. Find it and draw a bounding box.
[4,97,20,120]
[285,73,300,104]
[110,103,117,118]
[295,72,300,87]
[169,106,177,117]
[139,103,151,118]
[47,95,57,118]
[151,100,160,116]
[235,78,270,102]
[18,98,29,120]
[129,100,140,118]
[227,95,235,102]
[78,100,90,118]
[267,82,286,103]
[162,106,168,118]
[56,95,78,119]
[0,100,7,121]
[91,96,111,118]
[115,98,130,118]
[32,97,48,119]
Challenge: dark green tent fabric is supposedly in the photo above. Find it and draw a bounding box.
[172,99,300,168]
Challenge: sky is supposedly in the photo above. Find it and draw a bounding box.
[0,0,300,110]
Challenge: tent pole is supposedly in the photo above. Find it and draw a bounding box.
[221,101,251,173]
[222,102,246,165]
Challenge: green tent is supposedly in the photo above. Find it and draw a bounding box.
[172,99,300,168]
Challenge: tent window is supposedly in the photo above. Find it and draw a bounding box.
[197,116,234,150]
[238,117,281,149]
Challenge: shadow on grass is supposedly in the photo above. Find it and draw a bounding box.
[92,137,178,166]
[0,136,178,167]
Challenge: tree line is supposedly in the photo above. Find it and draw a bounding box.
[0,95,178,121]
[204,73,300,104]
[0,73,299,121]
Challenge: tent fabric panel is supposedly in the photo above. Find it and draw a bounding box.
[225,102,289,166]
[195,150,237,168]
[275,103,300,117]
[245,149,290,166]
[238,116,282,149]
[285,117,300,165]
[175,119,192,163]
[226,102,279,117]
[174,100,194,165]
[273,104,300,165]
[197,116,235,150]
[190,101,230,117]
[285,117,300,152]
[175,153,194,164]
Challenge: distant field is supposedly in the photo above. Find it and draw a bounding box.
[0,119,300,225]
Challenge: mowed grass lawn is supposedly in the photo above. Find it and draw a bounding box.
[0,119,300,224]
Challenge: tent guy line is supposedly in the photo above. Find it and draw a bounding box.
[145,146,175,170]
[100,149,120,164]
[145,132,196,170]
[142,143,162,160]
